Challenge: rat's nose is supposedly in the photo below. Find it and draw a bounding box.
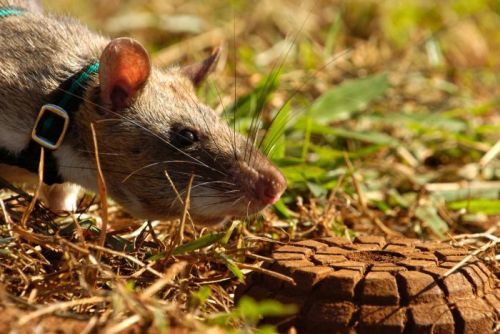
[254,168,287,206]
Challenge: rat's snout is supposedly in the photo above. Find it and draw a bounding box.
[253,166,287,206]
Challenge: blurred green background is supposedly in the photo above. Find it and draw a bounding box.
[43,0,500,238]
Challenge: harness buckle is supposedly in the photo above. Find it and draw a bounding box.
[31,104,70,150]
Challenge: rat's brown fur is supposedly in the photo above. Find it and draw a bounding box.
[0,0,286,224]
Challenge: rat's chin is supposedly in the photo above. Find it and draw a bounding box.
[125,197,269,225]
[190,205,269,226]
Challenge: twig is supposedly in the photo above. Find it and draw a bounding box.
[244,251,275,263]
[87,244,163,278]
[81,316,99,334]
[0,199,14,237]
[140,261,187,300]
[90,123,109,255]
[446,230,499,244]
[103,314,142,334]
[444,240,497,277]
[17,296,108,326]
[425,181,500,192]
[10,224,58,245]
[236,262,296,286]
[344,152,367,210]
[20,147,44,228]
[164,170,193,225]
[146,220,164,249]
[178,175,194,245]
[479,140,500,168]
[372,216,401,237]
[164,173,194,259]
[344,152,399,236]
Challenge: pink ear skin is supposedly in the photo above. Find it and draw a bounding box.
[181,48,221,87]
[99,38,152,110]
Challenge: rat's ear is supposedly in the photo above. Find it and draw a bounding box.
[181,48,220,87]
[99,38,151,110]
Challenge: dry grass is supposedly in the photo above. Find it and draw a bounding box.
[0,0,499,332]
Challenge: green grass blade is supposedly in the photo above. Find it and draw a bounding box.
[309,73,390,123]
[172,232,225,255]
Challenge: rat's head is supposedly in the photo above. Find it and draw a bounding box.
[77,38,286,224]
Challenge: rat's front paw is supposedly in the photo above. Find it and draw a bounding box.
[40,183,80,213]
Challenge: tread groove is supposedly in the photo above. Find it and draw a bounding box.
[236,237,498,334]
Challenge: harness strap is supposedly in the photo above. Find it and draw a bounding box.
[0,7,100,184]
[0,7,25,17]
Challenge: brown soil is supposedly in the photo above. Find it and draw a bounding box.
[0,306,89,334]
[237,236,500,334]
[0,305,192,334]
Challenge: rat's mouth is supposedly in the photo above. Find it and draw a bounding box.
[187,175,286,225]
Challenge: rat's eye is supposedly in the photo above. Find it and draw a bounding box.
[172,128,199,148]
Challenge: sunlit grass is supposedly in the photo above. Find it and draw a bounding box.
[2,0,499,332]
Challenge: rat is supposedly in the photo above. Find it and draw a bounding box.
[0,0,287,225]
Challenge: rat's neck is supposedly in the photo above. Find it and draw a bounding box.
[0,6,107,153]
[0,62,99,184]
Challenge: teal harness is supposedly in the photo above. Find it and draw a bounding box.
[0,7,100,184]
[0,7,26,17]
